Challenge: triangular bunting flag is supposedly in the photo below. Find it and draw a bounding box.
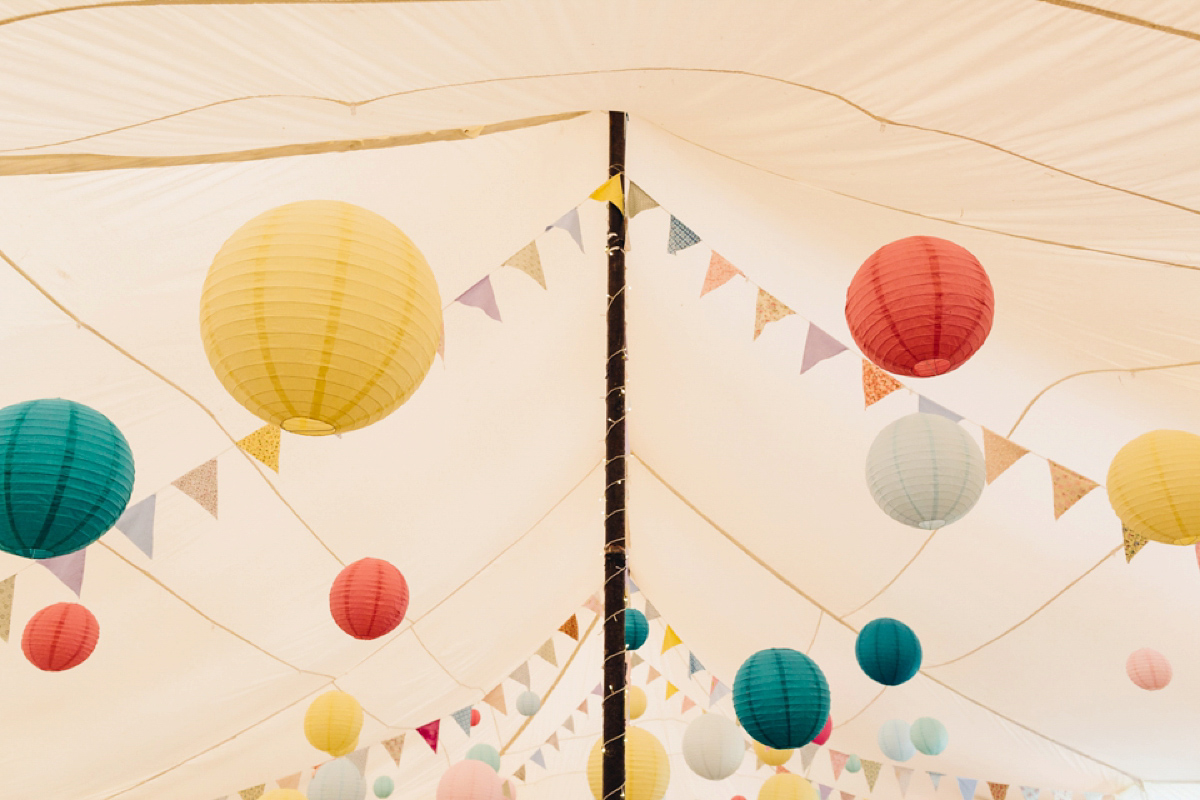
[630,652,644,668]
[829,751,848,779]
[592,682,603,696]
[819,785,834,800]
[990,784,1010,800]
[546,208,584,252]
[346,747,369,773]
[1123,524,1149,562]
[681,696,696,713]
[530,749,546,769]
[1053,791,1070,800]
[455,275,502,322]
[627,573,640,593]
[895,766,914,797]
[688,652,704,675]
[754,288,795,339]
[483,685,507,715]
[709,680,730,706]
[1049,461,1099,519]
[510,662,531,688]
[547,731,560,750]
[1083,793,1101,800]
[451,706,473,735]
[174,459,217,518]
[589,174,625,214]
[627,182,659,218]
[800,743,818,771]
[563,716,575,733]
[381,734,405,765]
[841,793,855,800]
[237,424,281,472]
[983,429,1029,484]
[777,766,790,775]
[277,774,301,791]
[115,494,156,558]
[643,600,660,621]
[862,760,881,791]
[711,676,719,691]
[863,360,903,407]
[929,773,944,790]
[1020,788,1040,800]
[514,766,526,782]
[919,395,964,422]
[238,786,264,800]
[667,216,701,254]
[39,549,86,596]
[559,615,579,640]
[535,639,557,667]
[958,778,978,800]
[504,242,546,289]
[701,252,743,297]
[577,699,589,713]
[416,720,440,753]
[665,681,679,699]
[800,324,847,373]
[583,592,602,615]
[662,625,682,653]
[646,665,661,683]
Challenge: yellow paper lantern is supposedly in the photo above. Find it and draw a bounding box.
[628,686,648,719]
[1108,430,1200,545]
[263,792,307,800]
[587,726,670,800]
[200,200,442,436]
[752,740,792,767]
[304,690,363,756]
[760,774,818,800]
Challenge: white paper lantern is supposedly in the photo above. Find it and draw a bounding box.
[877,719,915,762]
[516,690,541,716]
[683,714,744,780]
[866,413,984,529]
[309,758,366,800]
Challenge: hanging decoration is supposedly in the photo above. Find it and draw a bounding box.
[813,715,832,746]
[237,424,281,472]
[702,252,744,297]
[329,558,410,640]
[628,685,648,719]
[845,755,861,773]
[626,608,649,650]
[662,625,683,653]
[753,740,793,767]
[22,602,99,671]
[199,200,442,436]
[856,618,922,685]
[466,743,501,772]
[115,495,156,558]
[733,648,831,749]
[862,361,904,408]
[304,691,364,757]
[173,459,218,518]
[0,398,135,559]
[39,549,86,596]
[438,760,502,800]
[470,708,482,727]
[1107,430,1200,545]
[451,707,474,735]
[1123,525,1149,562]
[877,720,915,762]
[308,758,366,800]
[373,777,395,799]
[586,726,670,800]
[800,325,847,374]
[759,774,818,800]
[516,690,541,716]
[417,720,441,753]
[1048,461,1098,520]
[381,734,405,765]
[627,183,659,218]
[754,289,795,340]
[668,216,701,254]
[1126,648,1172,690]
[910,717,949,755]
[982,430,1028,484]
[862,760,882,791]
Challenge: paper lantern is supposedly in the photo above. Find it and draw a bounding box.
[759,774,818,800]
[467,743,501,772]
[305,691,364,756]
[1108,430,1200,545]
[733,648,830,749]
[626,608,649,650]
[21,602,99,672]
[910,717,948,755]
[1126,648,1172,690]
[0,399,134,559]
[628,685,648,719]
[264,791,307,800]
[471,708,482,727]
[845,755,861,773]
[733,796,748,800]
[587,726,670,800]
[516,690,541,716]
[878,719,915,762]
[309,758,367,800]
[683,714,744,780]
[752,740,792,767]
[845,235,993,377]
[438,759,503,800]
[374,777,395,799]
[813,715,832,746]
[330,557,410,640]
[866,413,984,529]
[856,618,922,685]
[200,200,442,436]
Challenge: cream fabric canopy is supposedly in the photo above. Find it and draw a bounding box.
[2,1,1200,799]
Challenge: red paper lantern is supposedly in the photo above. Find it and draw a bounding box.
[22,602,100,671]
[845,236,994,377]
[813,715,831,745]
[330,557,409,640]
[470,708,482,727]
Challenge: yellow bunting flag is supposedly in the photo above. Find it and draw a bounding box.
[239,786,265,800]
[589,174,625,214]
[989,783,1009,800]
[173,459,218,518]
[0,574,13,642]
[863,360,903,408]
[504,242,546,290]
[483,685,507,714]
[237,424,281,472]
[558,614,579,640]
[754,288,795,339]
[983,428,1028,484]
[862,759,881,791]
[662,625,682,653]
[1049,461,1099,519]
[665,682,679,699]
[1123,524,1149,562]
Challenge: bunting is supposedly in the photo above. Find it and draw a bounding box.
[895,766,913,797]
[667,216,701,254]
[929,773,944,790]
[535,639,557,667]
[630,652,644,668]
[701,252,743,296]
[513,766,526,782]
[919,395,964,422]
[381,734,405,765]
[238,786,265,800]
[546,731,559,751]
[800,743,819,771]
[504,242,546,289]
[416,720,440,753]
[688,652,704,675]
[665,681,679,699]
[819,785,834,800]
[1053,791,1070,800]
[841,793,855,800]
[346,748,369,773]
[709,680,730,706]
[990,783,1010,800]
[627,183,659,218]
[863,360,903,407]
[40,549,86,596]
[959,777,979,800]
[829,751,848,779]
[1124,524,1149,562]
[754,288,795,339]
[546,208,584,251]
[681,696,696,713]
[1049,461,1099,519]
[456,276,502,322]
[983,429,1028,484]
[237,424,280,472]
[451,706,473,735]
[627,573,640,593]
[583,593,602,615]
[661,625,682,653]
[777,766,790,775]
[115,494,156,558]
[277,774,301,791]
[800,324,847,373]
[1020,788,1040,800]
[563,716,575,733]
[592,683,603,696]
[862,759,881,791]
[577,699,589,714]
[558,615,578,640]
[589,174,625,214]
[643,600,660,621]
[510,662,531,687]
[173,459,218,518]
[530,749,546,769]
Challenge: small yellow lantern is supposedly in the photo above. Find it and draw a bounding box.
[587,726,669,800]
[262,792,307,800]
[627,686,648,719]
[200,200,442,436]
[760,774,818,800]
[304,690,363,756]
[1107,430,1200,545]
[752,739,792,767]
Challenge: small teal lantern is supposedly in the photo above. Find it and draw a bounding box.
[625,608,649,650]
[374,775,395,798]
[845,754,861,773]
[732,648,830,749]
[910,716,949,755]
[0,399,134,559]
[466,743,501,772]
[855,618,922,686]
[516,690,541,716]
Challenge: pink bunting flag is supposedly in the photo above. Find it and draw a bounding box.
[800,324,847,373]
[584,593,602,615]
[546,731,559,751]
[416,720,440,753]
[39,549,86,596]
[577,699,588,714]
[983,428,1028,484]
[563,716,575,733]
[863,360,904,407]
[841,793,855,800]
[701,252,743,296]
[1049,461,1099,519]
[646,666,661,682]
[456,276,502,322]
[829,750,848,779]
[277,774,301,791]
[681,696,696,713]
[592,682,603,696]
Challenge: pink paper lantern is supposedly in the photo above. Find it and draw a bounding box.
[812,715,832,746]
[1126,648,1172,690]
[438,760,503,800]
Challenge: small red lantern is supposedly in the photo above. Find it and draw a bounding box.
[813,715,831,745]
[470,708,482,727]
[845,236,994,377]
[22,602,100,671]
[330,557,409,640]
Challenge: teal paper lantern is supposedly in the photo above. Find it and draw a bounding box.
[467,743,501,772]
[0,399,135,559]
[626,609,649,650]
[910,717,948,755]
[877,719,915,762]
[732,648,830,749]
[374,776,395,798]
[845,755,861,773]
[855,618,922,686]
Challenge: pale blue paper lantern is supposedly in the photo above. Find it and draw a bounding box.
[910,717,949,755]
[877,719,915,762]
[309,758,366,800]
[516,690,541,716]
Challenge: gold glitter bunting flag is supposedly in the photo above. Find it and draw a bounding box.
[174,459,218,518]
[237,425,280,472]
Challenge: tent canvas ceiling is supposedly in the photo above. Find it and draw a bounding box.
[2,2,1200,800]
